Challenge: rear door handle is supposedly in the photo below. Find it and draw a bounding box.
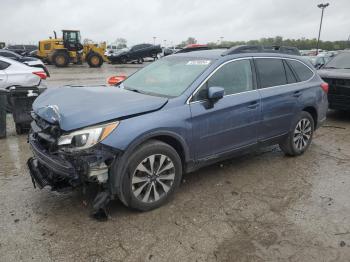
[293,91,302,97]
[247,101,259,109]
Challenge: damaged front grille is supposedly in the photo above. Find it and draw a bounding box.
[30,112,62,152]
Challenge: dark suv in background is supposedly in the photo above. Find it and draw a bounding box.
[27,49,328,216]
[318,51,350,111]
[108,44,162,64]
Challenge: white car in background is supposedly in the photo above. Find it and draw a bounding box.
[0,56,47,89]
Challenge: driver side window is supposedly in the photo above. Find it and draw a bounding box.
[193,59,254,101]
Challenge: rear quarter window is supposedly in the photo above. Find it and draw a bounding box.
[287,60,314,81]
[0,60,10,70]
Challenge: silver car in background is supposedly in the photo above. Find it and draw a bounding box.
[0,56,47,89]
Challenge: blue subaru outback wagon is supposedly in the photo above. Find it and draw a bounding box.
[27,49,328,214]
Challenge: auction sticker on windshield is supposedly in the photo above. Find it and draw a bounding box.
[186,60,211,66]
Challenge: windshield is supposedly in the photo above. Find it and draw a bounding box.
[122,57,212,97]
[308,56,318,65]
[324,52,350,69]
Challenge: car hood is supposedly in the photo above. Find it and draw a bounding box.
[33,86,168,131]
[318,69,350,80]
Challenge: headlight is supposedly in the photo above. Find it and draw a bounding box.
[58,122,119,151]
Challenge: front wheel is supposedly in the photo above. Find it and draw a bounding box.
[120,56,128,64]
[137,57,144,64]
[52,52,69,67]
[118,140,182,211]
[87,53,103,67]
[279,111,314,156]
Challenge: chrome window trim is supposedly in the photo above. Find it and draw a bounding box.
[186,57,253,104]
[186,56,315,105]
[253,56,316,89]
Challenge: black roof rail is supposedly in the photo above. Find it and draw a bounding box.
[222,45,301,56]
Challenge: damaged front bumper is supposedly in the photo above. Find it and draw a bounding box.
[27,133,118,191]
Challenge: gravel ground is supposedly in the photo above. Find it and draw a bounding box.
[0,64,350,262]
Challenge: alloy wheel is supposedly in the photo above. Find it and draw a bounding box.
[131,154,175,203]
[293,118,312,151]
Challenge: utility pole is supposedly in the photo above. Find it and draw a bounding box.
[316,3,329,55]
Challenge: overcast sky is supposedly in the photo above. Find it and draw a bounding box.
[1,0,348,46]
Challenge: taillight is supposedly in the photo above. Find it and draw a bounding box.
[321,82,329,93]
[33,71,47,80]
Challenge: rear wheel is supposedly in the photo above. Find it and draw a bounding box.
[87,53,103,68]
[279,111,314,156]
[117,140,182,211]
[120,56,128,64]
[52,51,69,67]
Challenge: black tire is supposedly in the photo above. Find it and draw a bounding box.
[16,124,25,135]
[52,51,69,67]
[117,140,182,211]
[0,94,6,139]
[279,111,314,156]
[87,53,103,68]
[137,57,144,64]
[120,56,128,64]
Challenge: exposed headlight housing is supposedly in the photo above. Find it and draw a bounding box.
[58,122,119,151]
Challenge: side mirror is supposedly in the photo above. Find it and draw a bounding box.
[208,86,225,101]
[107,75,127,86]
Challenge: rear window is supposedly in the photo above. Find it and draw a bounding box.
[255,58,287,88]
[287,60,313,81]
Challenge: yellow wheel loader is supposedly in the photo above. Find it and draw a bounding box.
[36,30,108,68]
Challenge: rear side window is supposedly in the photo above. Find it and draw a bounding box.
[287,60,313,81]
[0,60,10,70]
[255,58,287,88]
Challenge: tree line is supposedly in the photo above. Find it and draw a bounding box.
[178,36,350,50]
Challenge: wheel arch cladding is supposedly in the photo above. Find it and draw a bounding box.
[108,131,190,197]
[146,135,186,167]
[302,106,318,128]
[129,131,190,166]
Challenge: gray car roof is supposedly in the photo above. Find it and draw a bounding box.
[172,49,305,61]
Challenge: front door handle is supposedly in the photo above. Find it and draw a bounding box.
[293,91,302,97]
[247,101,259,109]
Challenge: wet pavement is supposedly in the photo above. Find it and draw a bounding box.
[1,64,350,261]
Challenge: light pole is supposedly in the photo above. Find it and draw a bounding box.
[153,36,157,45]
[316,3,329,55]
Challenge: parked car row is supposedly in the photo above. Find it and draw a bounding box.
[4,44,38,56]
